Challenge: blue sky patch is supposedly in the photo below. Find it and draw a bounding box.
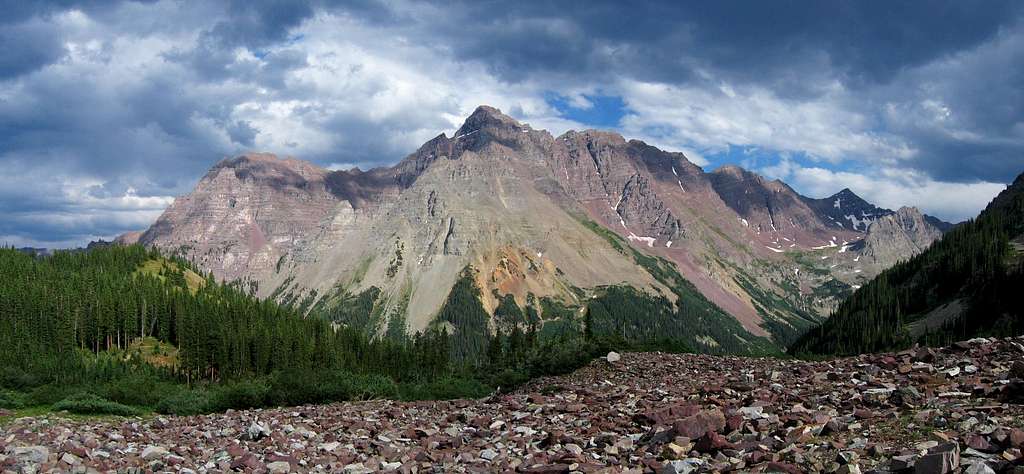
[547,93,626,129]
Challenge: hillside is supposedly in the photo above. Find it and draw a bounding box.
[138,106,949,355]
[0,244,706,423]
[790,172,1024,356]
[5,337,1024,472]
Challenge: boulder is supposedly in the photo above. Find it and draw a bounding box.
[267,461,291,473]
[915,442,959,474]
[661,458,703,474]
[244,420,271,441]
[140,445,168,461]
[671,409,726,439]
[10,446,49,465]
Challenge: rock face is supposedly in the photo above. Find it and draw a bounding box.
[4,336,1024,472]
[140,153,342,283]
[859,207,946,271]
[138,106,950,350]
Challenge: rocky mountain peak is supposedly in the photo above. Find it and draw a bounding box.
[454,105,524,137]
[213,153,327,187]
[712,164,749,179]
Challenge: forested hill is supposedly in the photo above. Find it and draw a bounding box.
[0,244,667,416]
[790,172,1024,356]
[0,244,402,381]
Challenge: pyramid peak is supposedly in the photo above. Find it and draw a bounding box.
[455,105,522,136]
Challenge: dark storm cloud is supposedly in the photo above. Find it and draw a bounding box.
[0,20,66,79]
[324,0,1024,184]
[362,1,1020,93]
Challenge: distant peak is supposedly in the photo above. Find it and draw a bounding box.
[894,206,923,216]
[470,105,507,118]
[714,164,745,174]
[455,105,522,137]
[832,187,859,198]
[712,164,754,179]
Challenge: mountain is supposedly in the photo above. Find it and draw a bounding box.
[139,106,949,354]
[790,172,1024,355]
[804,188,893,232]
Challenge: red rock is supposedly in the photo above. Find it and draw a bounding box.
[1010,428,1024,448]
[230,453,262,471]
[967,434,996,453]
[765,461,802,473]
[726,415,744,432]
[671,409,726,439]
[693,431,735,453]
[853,408,874,419]
[636,402,699,425]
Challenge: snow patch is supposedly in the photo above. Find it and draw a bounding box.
[627,233,656,247]
[845,214,872,231]
[454,129,479,140]
[612,194,624,211]
[666,240,673,248]
[739,218,749,227]
[811,241,839,250]
[765,246,784,253]
[671,166,678,177]
[834,197,842,209]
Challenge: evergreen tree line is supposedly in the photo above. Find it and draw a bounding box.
[789,173,1024,356]
[0,245,461,414]
[0,246,662,415]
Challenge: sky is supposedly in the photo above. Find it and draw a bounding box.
[1,0,1022,247]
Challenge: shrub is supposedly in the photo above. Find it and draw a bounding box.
[486,369,531,393]
[155,389,211,416]
[267,370,357,407]
[0,368,41,391]
[527,337,603,378]
[101,374,176,407]
[398,377,491,401]
[348,374,398,400]
[52,393,140,416]
[0,390,26,409]
[28,383,79,406]
[208,379,269,412]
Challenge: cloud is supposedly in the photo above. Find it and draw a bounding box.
[0,172,173,247]
[0,0,1021,246]
[618,79,916,165]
